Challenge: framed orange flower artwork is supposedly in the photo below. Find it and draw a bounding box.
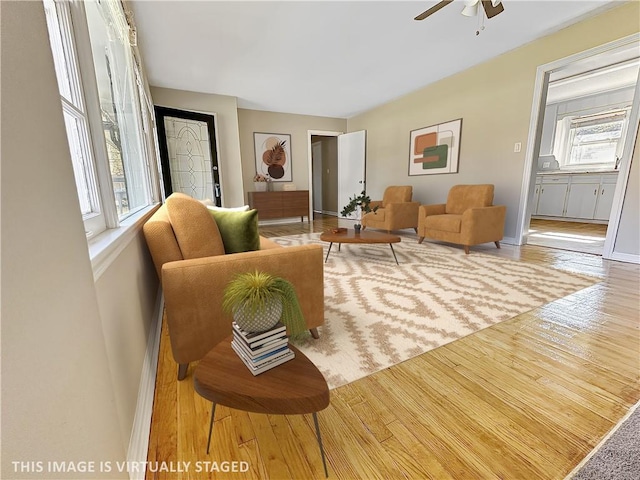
[254,132,292,182]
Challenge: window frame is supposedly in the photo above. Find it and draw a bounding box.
[44,0,160,240]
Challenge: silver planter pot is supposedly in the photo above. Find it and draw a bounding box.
[233,297,283,333]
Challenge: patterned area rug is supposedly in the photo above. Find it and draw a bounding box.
[274,233,597,389]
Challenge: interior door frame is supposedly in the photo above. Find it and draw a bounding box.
[515,33,640,262]
[307,130,343,220]
[154,105,223,205]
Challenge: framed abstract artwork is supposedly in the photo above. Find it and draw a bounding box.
[408,118,462,176]
[254,132,292,182]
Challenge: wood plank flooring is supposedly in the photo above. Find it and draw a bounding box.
[146,215,639,480]
[528,218,608,255]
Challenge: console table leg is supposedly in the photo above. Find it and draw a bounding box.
[389,244,399,265]
[206,402,216,454]
[312,412,329,478]
[324,243,333,263]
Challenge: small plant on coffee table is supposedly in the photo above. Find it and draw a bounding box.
[340,190,378,232]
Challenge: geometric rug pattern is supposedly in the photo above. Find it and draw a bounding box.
[273,233,598,389]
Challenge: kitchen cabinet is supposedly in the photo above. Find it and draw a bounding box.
[533,172,618,222]
[594,174,618,220]
[564,175,600,219]
[536,176,568,217]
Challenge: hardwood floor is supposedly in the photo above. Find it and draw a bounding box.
[146,215,639,480]
[527,218,608,255]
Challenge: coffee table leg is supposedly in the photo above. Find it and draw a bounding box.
[312,412,329,478]
[389,244,399,265]
[206,402,217,454]
[324,243,333,263]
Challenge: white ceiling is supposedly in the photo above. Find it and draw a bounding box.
[130,0,619,118]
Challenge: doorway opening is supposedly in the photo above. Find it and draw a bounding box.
[310,134,339,219]
[517,35,640,258]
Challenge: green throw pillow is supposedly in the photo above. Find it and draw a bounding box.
[208,209,260,254]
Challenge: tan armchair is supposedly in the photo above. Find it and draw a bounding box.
[417,184,506,254]
[361,186,420,233]
[143,193,324,380]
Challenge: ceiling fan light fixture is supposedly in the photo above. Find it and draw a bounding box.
[461,3,479,17]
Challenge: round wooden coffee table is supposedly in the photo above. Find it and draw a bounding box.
[194,336,330,476]
[320,229,402,264]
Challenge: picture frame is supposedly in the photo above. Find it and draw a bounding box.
[254,132,292,182]
[408,118,462,176]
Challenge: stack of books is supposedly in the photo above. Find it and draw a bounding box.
[231,321,295,375]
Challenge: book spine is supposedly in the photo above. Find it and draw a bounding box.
[232,341,293,368]
[232,335,288,358]
[250,352,295,376]
[232,322,286,346]
[233,331,287,350]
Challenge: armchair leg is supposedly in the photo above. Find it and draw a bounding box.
[310,328,320,339]
[414,228,418,233]
[464,246,470,255]
[361,226,366,231]
[418,237,424,244]
[178,363,189,381]
[494,241,501,249]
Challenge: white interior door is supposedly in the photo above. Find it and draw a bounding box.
[338,130,366,219]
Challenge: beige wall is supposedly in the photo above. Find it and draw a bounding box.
[615,129,640,256]
[1,2,126,477]
[237,109,346,203]
[151,87,245,207]
[94,235,159,448]
[347,2,640,243]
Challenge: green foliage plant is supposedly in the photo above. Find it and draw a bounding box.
[340,190,379,226]
[222,270,306,336]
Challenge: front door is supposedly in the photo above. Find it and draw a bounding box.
[338,130,367,219]
[154,106,222,205]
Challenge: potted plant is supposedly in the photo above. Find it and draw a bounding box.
[253,173,271,192]
[340,190,378,232]
[222,270,306,336]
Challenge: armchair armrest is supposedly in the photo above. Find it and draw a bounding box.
[161,244,324,364]
[460,205,507,245]
[418,204,446,229]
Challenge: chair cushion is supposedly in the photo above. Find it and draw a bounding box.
[166,193,225,259]
[208,209,260,254]
[446,185,494,214]
[425,214,462,233]
[382,186,412,207]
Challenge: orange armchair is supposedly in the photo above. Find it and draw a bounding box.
[417,184,506,254]
[361,186,420,233]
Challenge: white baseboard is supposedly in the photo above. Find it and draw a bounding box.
[501,236,517,246]
[608,251,640,264]
[127,288,164,480]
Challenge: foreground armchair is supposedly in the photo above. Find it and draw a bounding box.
[361,186,419,233]
[144,193,324,379]
[418,184,506,254]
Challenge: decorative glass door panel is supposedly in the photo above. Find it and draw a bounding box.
[155,107,221,205]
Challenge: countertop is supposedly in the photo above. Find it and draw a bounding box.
[536,170,619,176]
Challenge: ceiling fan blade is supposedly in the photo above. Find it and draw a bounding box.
[482,0,504,19]
[414,0,454,21]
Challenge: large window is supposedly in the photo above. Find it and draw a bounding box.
[554,108,630,170]
[44,0,157,237]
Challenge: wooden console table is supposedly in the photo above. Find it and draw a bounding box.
[248,190,309,222]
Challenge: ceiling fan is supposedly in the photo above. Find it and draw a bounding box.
[415,0,505,21]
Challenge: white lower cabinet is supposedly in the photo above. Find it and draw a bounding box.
[534,172,618,221]
[537,177,568,217]
[564,176,600,219]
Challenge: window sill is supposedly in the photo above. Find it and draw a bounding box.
[89,203,160,281]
